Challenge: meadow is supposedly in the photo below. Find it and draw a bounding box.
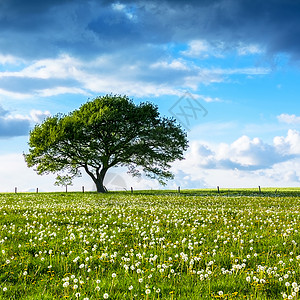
[0,189,300,299]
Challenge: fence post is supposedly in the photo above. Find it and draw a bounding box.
[15,187,17,194]
[65,185,67,193]
[259,186,261,193]
[178,186,180,193]
[82,186,84,193]
[217,186,220,193]
[131,187,133,193]
[36,188,38,193]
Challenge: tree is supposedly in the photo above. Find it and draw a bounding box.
[54,174,73,193]
[24,95,188,192]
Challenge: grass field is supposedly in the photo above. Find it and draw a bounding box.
[0,189,300,299]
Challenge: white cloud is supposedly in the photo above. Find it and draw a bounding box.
[0,54,88,98]
[183,41,264,59]
[37,87,88,98]
[181,40,210,57]
[0,51,271,101]
[150,59,189,71]
[273,129,300,155]
[30,110,51,123]
[83,76,183,98]
[0,54,187,98]
[111,2,136,20]
[171,130,300,188]
[0,88,32,100]
[0,54,24,65]
[0,54,79,79]
[183,66,270,89]
[197,95,222,103]
[211,67,270,76]
[177,136,280,170]
[277,113,300,125]
[5,109,51,124]
[237,44,263,56]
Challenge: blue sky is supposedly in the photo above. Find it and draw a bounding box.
[1,0,300,192]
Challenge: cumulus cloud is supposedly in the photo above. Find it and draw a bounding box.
[277,113,300,125]
[180,136,292,171]
[273,129,300,155]
[174,130,300,175]
[172,130,300,188]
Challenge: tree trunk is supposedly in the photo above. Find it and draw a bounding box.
[94,178,107,193]
[83,164,108,193]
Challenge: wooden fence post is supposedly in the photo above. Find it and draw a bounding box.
[131,187,133,193]
[82,186,85,193]
[15,187,17,193]
[217,186,220,193]
[178,186,180,193]
[259,186,261,193]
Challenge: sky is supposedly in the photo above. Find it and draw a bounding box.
[1,0,300,192]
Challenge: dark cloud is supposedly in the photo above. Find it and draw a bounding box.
[0,0,72,13]
[0,0,299,61]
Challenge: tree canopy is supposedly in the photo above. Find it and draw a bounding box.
[25,95,188,192]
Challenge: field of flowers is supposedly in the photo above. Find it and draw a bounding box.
[0,189,300,299]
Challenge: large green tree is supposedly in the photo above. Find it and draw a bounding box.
[25,95,188,192]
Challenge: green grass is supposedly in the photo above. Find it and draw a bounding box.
[0,189,300,299]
